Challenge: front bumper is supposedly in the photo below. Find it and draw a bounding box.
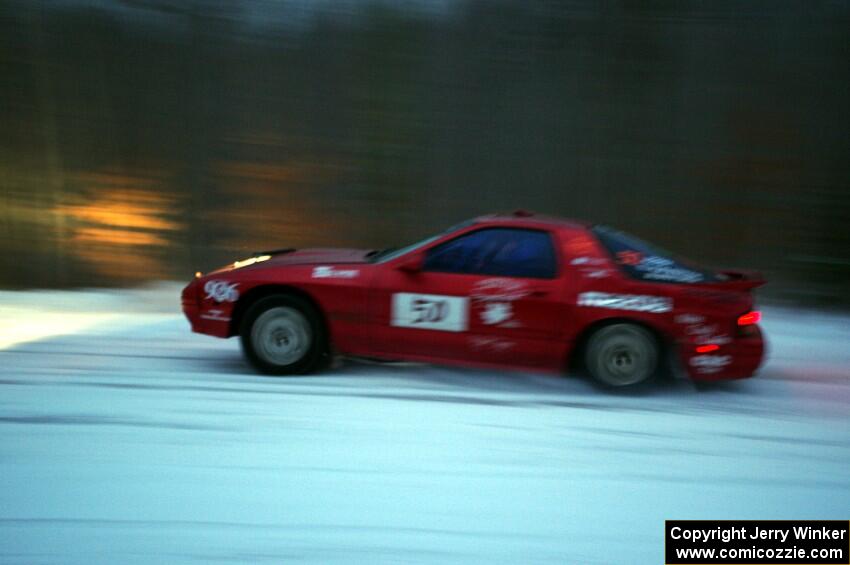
[181,279,232,338]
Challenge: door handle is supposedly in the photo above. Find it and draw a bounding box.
[528,288,550,298]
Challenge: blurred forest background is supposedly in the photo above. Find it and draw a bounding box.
[1,0,848,304]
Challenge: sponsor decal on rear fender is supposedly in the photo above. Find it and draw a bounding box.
[577,291,672,313]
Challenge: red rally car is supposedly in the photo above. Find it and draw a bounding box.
[182,212,766,387]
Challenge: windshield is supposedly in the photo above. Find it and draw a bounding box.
[591,225,718,283]
[370,220,474,263]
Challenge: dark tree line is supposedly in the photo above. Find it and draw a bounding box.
[0,0,848,303]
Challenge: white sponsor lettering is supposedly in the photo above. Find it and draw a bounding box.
[690,354,732,368]
[392,293,468,332]
[200,308,231,322]
[481,302,513,325]
[676,315,732,345]
[571,256,608,266]
[686,323,718,336]
[469,336,515,352]
[572,256,614,279]
[675,314,704,324]
[312,266,359,279]
[470,278,528,302]
[204,280,239,302]
[695,333,732,345]
[636,256,703,283]
[577,292,672,313]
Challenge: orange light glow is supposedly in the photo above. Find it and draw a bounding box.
[57,196,180,232]
[74,227,169,247]
[50,169,183,281]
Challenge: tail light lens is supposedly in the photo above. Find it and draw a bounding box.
[737,311,761,326]
[736,310,761,337]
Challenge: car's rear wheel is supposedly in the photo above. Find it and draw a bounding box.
[240,294,327,375]
[585,323,658,388]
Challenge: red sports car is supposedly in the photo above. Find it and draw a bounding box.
[181,212,765,387]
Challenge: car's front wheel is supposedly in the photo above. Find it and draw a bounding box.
[584,323,659,388]
[240,294,327,375]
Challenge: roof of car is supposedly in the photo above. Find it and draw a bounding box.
[474,210,592,230]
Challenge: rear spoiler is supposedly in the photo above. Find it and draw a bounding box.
[714,269,766,290]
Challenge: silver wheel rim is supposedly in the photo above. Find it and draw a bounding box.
[597,333,653,386]
[251,307,312,366]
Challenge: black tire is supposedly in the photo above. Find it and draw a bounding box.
[584,323,659,388]
[239,294,327,375]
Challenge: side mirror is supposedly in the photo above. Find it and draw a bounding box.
[396,253,423,273]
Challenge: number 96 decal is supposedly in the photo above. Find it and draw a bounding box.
[392,293,468,332]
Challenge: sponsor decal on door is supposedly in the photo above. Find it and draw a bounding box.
[480,302,513,325]
[391,293,468,332]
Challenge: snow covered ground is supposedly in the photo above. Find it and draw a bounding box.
[0,284,848,564]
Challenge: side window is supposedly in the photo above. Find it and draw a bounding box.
[424,228,557,278]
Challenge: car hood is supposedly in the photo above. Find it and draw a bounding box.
[209,248,373,275]
[261,248,372,266]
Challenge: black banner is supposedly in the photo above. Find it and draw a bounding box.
[666,520,849,564]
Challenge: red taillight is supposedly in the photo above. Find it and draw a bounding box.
[696,344,720,353]
[737,311,761,326]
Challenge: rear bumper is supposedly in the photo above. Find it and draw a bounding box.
[681,325,766,381]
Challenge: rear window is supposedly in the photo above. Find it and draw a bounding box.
[591,225,717,284]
